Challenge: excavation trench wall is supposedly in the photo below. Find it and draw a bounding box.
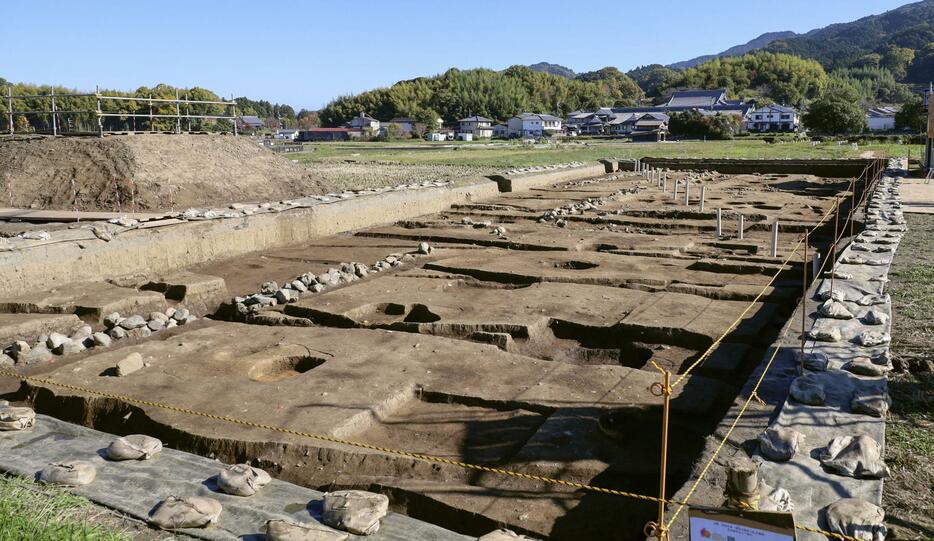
[0,165,614,297]
[640,158,879,178]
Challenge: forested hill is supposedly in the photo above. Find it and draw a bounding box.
[527,62,576,78]
[319,66,643,127]
[764,0,934,82]
[668,31,799,70]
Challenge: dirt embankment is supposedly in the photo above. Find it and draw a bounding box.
[0,135,334,211]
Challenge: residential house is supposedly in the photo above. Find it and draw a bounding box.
[507,113,563,138]
[867,107,897,132]
[345,112,381,136]
[492,124,508,138]
[458,116,494,139]
[745,104,800,132]
[273,129,300,140]
[238,115,265,132]
[385,117,426,137]
[298,128,353,141]
[611,89,754,120]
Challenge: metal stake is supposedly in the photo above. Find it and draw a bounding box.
[850,177,856,241]
[771,221,779,257]
[812,252,821,278]
[645,365,672,541]
[801,231,808,369]
[830,198,840,297]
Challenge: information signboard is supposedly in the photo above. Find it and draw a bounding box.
[689,506,796,541]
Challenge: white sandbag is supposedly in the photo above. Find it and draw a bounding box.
[809,325,842,343]
[798,351,828,372]
[106,434,163,460]
[857,331,890,347]
[757,426,805,462]
[38,460,97,486]
[322,490,389,535]
[265,519,349,541]
[149,496,222,529]
[824,498,886,541]
[477,529,541,540]
[217,463,271,496]
[818,300,854,320]
[862,310,889,326]
[844,357,890,377]
[0,402,35,431]
[819,435,889,479]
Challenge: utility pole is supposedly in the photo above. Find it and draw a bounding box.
[925,82,932,172]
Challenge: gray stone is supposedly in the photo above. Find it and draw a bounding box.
[417,242,432,255]
[92,332,112,347]
[58,340,85,355]
[0,353,13,368]
[290,280,307,292]
[46,332,70,351]
[119,315,147,330]
[103,312,123,328]
[166,319,178,329]
[108,327,127,340]
[311,283,325,293]
[789,374,825,405]
[260,281,279,295]
[165,307,177,319]
[149,311,169,323]
[300,273,317,286]
[7,341,30,361]
[275,289,299,304]
[171,308,190,321]
[147,319,165,332]
[116,352,144,376]
[851,391,890,417]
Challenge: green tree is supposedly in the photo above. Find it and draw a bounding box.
[803,97,867,134]
[895,96,927,133]
[880,45,916,80]
[669,110,742,139]
[906,43,934,83]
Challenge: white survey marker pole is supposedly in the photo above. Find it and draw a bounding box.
[716,208,722,237]
[771,220,779,257]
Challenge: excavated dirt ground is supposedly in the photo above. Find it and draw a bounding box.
[0,135,333,211]
[3,167,853,540]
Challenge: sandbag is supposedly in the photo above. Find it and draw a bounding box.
[862,310,889,326]
[809,325,842,342]
[819,435,889,479]
[265,519,349,541]
[844,357,890,377]
[38,460,97,486]
[0,402,35,431]
[824,498,886,541]
[106,434,163,460]
[851,391,890,417]
[322,490,389,535]
[818,300,854,320]
[149,496,222,529]
[790,375,825,405]
[757,427,805,462]
[857,331,890,347]
[217,463,271,496]
[477,529,541,540]
[798,351,828,372]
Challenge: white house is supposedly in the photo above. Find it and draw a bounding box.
[745,104,800,132]
[346,112,380,134]
[867,107,897,132]
[458,116,494,138]
[273,129,300,140]
[506,113,563,138]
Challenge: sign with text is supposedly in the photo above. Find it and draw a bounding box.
[689,506,796,541]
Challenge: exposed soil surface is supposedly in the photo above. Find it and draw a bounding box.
[0,134,333,211]
[3,166,855,539]
[884,211,934,541]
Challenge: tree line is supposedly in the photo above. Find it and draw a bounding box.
[319,66,644,127]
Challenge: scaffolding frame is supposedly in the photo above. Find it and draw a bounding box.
[4,86,239,136]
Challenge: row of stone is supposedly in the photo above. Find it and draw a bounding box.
[232,243,433,317]
[0,306,195,368]
[500,161,585,176]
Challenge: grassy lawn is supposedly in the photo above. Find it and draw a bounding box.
[885,212,934,541]
[0,474,131,541]
[291,139,923,169]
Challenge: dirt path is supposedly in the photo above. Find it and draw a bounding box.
[884,212,934,540]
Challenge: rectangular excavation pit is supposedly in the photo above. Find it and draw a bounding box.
[346,389,549,466]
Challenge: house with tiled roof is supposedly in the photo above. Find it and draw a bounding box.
[458,115,494,138]
[745,104,800,132]
[507,113,563,138]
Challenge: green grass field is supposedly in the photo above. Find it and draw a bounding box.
[292,139,923,169]
[0,475,130,541]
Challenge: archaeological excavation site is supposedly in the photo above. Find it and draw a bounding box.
[0,136,906,541]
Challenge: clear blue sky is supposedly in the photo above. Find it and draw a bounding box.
[3,0,913,110]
